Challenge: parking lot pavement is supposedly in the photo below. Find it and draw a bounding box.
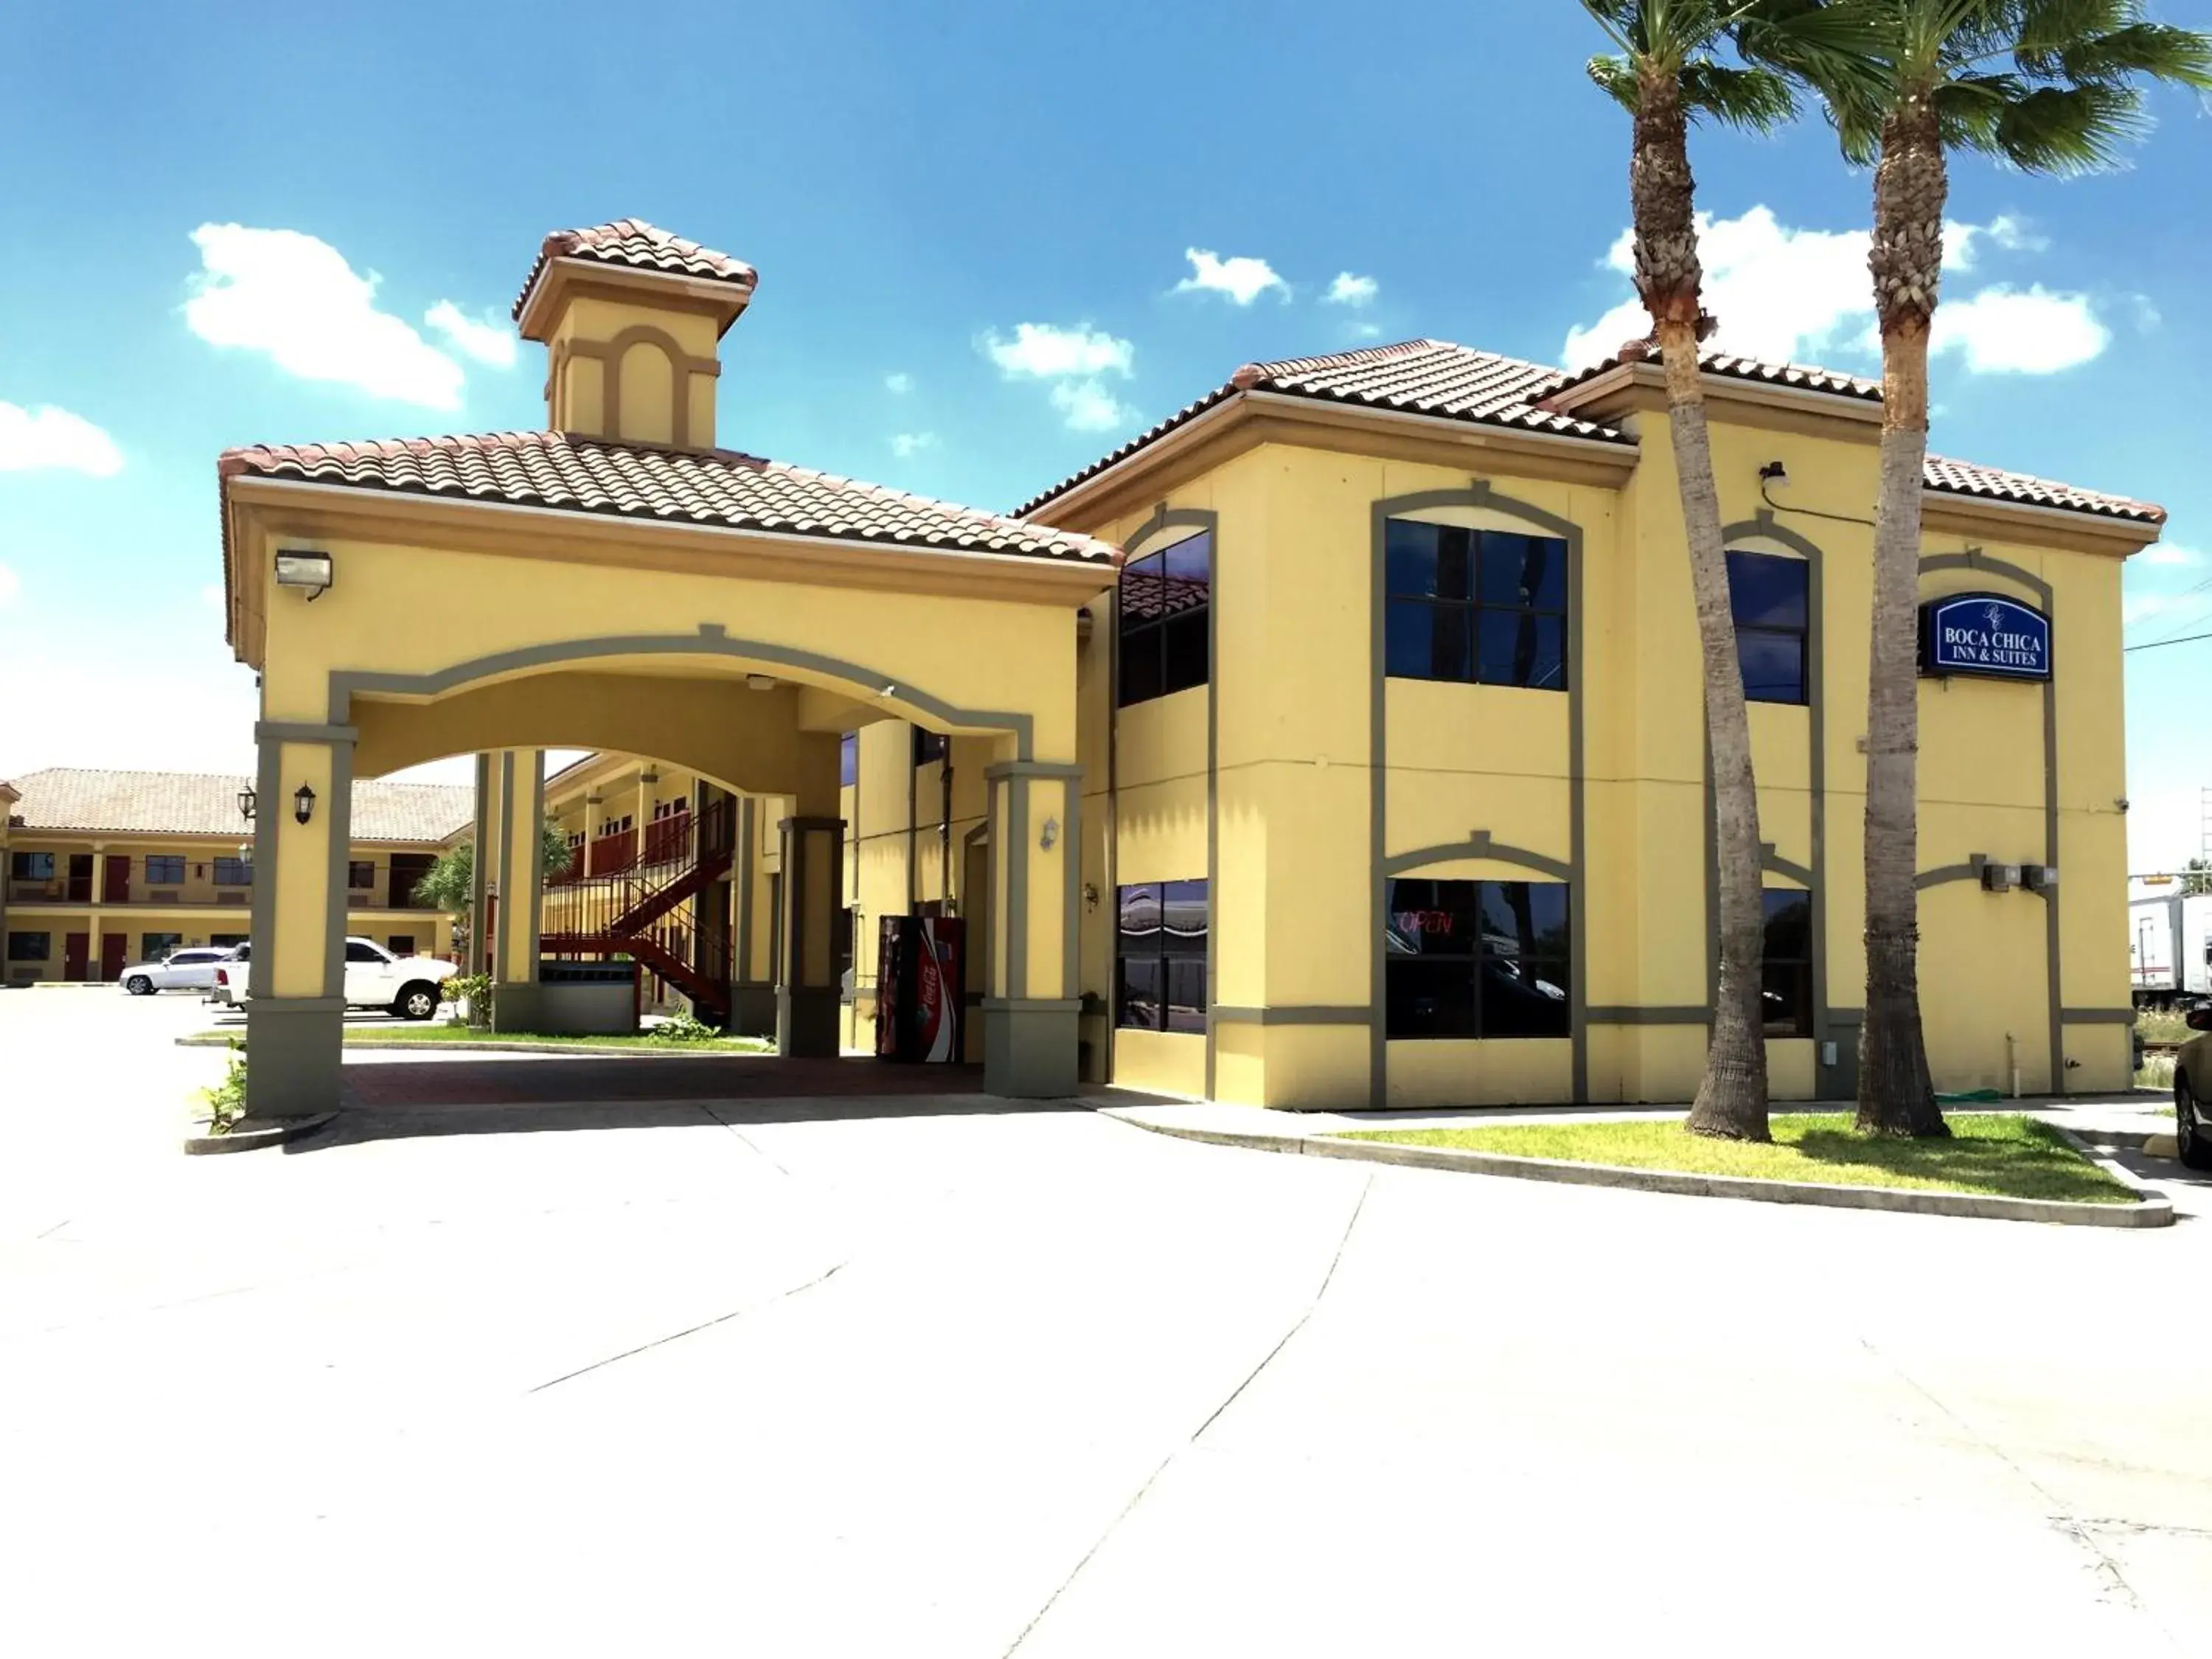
[3,988,2211,1656]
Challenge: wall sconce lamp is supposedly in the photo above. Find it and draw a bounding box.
[293,784,317,825]
[1082,882,1099,911]
[274,549,335,601]
[1040,816,1060,851]
[237,783,257,822]
[1759,460,1790,490]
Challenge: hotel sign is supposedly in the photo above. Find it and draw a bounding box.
[1919,592,2052,681]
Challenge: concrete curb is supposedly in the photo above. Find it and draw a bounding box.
[174,1033,769,1060]
[183,1111,338,1156]
[1107,1110,2174,1229]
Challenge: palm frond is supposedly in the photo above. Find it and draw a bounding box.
[1586,52,1645,112]
[1682,60,1801,126]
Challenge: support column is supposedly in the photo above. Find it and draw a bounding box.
[243,719,356,1120]
[982,757,1083,1098]
[469,752,494,975]
[776,736,843,1057]
[490,748,546,1032]
[728,796,779,1035]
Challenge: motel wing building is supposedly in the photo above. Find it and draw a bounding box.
[212,220,2161,1119]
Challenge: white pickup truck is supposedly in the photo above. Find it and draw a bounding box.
[210,936,457,1020]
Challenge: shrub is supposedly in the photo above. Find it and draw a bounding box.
[647,1009,722,1044]
[196,1043,249,1134]
[445,973,493,1028]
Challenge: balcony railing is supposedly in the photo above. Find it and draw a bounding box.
[5,875,440,909]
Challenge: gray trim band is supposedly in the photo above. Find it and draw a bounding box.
[1211,1005,1371,1026]
[1585,1006,1713,1026]
[247,736,281,1000]
[2060,1007,2137,1025]
[1382,831,1573,883]
[984,759,1085,780]
[326,625,1039,760]
[1916,858,1986,891]
[254,720,359,745]
[1761,846,1815,887]
[322,735,355,998]
[982,997,1082,1012]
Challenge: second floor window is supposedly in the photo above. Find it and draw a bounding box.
[1119,530,1211,707]
[9,852,55,881]
[1385,521,1568,691]
[145,856,185,886]
[912,727,947,766]
[1728,550,1809,704]
[349,861,375,890]
[840,731,859,787]
[213,858,252,887]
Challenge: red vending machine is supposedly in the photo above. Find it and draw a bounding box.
[874,915,965,1062]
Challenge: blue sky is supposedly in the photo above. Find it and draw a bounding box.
[1,0,2206,868]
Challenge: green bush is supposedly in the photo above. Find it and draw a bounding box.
[196,1043,249,1133]
[445,973,493,1027]
[647,1009,722,1044]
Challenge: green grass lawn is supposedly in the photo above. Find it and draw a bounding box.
[347,1026,772,1052]
[1341,1112,2137,1205]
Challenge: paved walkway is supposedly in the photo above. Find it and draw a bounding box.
[4,989,2210,1655]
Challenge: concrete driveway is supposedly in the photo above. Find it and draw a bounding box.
[3,989,2210,1656]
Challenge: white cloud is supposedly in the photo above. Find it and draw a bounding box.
[184,223,465,409]
[982,322,1134,380]
[1175,248,1287,306]
[889,432,937,459]
[2138,542,2202,568]
[422,300,518,369]
[1562,207,2103,376]
[885,372,913,395]
[1946,214,2044,271]
[0,563,18,608]
[1929,285,2108,374]
[0,402,124,476]
[1326,271,1379,307]
[1050,380,1132,432]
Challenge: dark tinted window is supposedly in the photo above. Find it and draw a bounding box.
[8,931,52,961]
[839,733,858,787]
[1118,531,1211,709]
[912,726,947,766]
[1761,888,1815,1037]
[348,861,375,890]
[142,933,183,959]
[344,940,384,963]
[145,856,185,885]
[387,936,417,958]
[1727,551,1810,705]
[1384,521,1569,692]
[1117,878,1208,1032]
[213,858,252,886]
[1385,878,1571,1040]
[9,852,56,880]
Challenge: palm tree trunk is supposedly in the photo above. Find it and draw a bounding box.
[1633,71,1770,1141]
[1858,97,1949,1138]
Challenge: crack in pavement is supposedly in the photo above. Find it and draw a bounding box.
[1859,1335,2166,1635]
[1001,1172,1374,1658]
[527,1259,848,1394]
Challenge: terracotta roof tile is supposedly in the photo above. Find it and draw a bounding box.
[512,219,757,320]
[1017,339,1627,516]
[1020,336,2160,529]
[1923,453,2164,524]
[8,769,473,843]
[221,430,1117,564]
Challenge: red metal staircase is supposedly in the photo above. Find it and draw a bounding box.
[540,796,737,1021]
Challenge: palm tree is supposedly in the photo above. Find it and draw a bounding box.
[1579,1,1813,1141]
[1786,0,2211,1135]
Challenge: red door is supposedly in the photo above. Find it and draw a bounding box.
[102,855,131,903]
[100,934,128,981]
[63,933,90,980]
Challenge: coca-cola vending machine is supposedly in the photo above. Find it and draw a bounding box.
[875,914,964,1062]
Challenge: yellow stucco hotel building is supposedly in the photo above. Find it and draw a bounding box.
[205,219,2163,1119]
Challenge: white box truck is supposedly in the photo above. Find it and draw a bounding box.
[2131,891,2212,1009]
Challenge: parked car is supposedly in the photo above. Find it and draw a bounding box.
[2177,1006,2212,1172]
[209,937,456,1020]
[119,946,237,996]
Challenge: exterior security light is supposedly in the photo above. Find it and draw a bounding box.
[1040,815,1060,851]
[293,783,317,824]
[2023,864,2059,893]
[746,674,776,691]
[237,783,257,822]
[1759,460,1789,488]
[274,549,334,600]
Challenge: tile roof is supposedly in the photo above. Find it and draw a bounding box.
[512,219,757,321]
[1548,346,1883,403]
[1019,336,2161,529]
[8,769,474,843]
[1016,339,1628,515]
[220,430,1118,564]
[1922,453,2163,525]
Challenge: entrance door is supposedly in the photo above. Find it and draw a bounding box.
[99,934,127,981]
[63,933,90,980]
[102,855,131,903]
[66,855,93,902]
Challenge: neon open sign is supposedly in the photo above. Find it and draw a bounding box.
[1918,592,2051,681]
